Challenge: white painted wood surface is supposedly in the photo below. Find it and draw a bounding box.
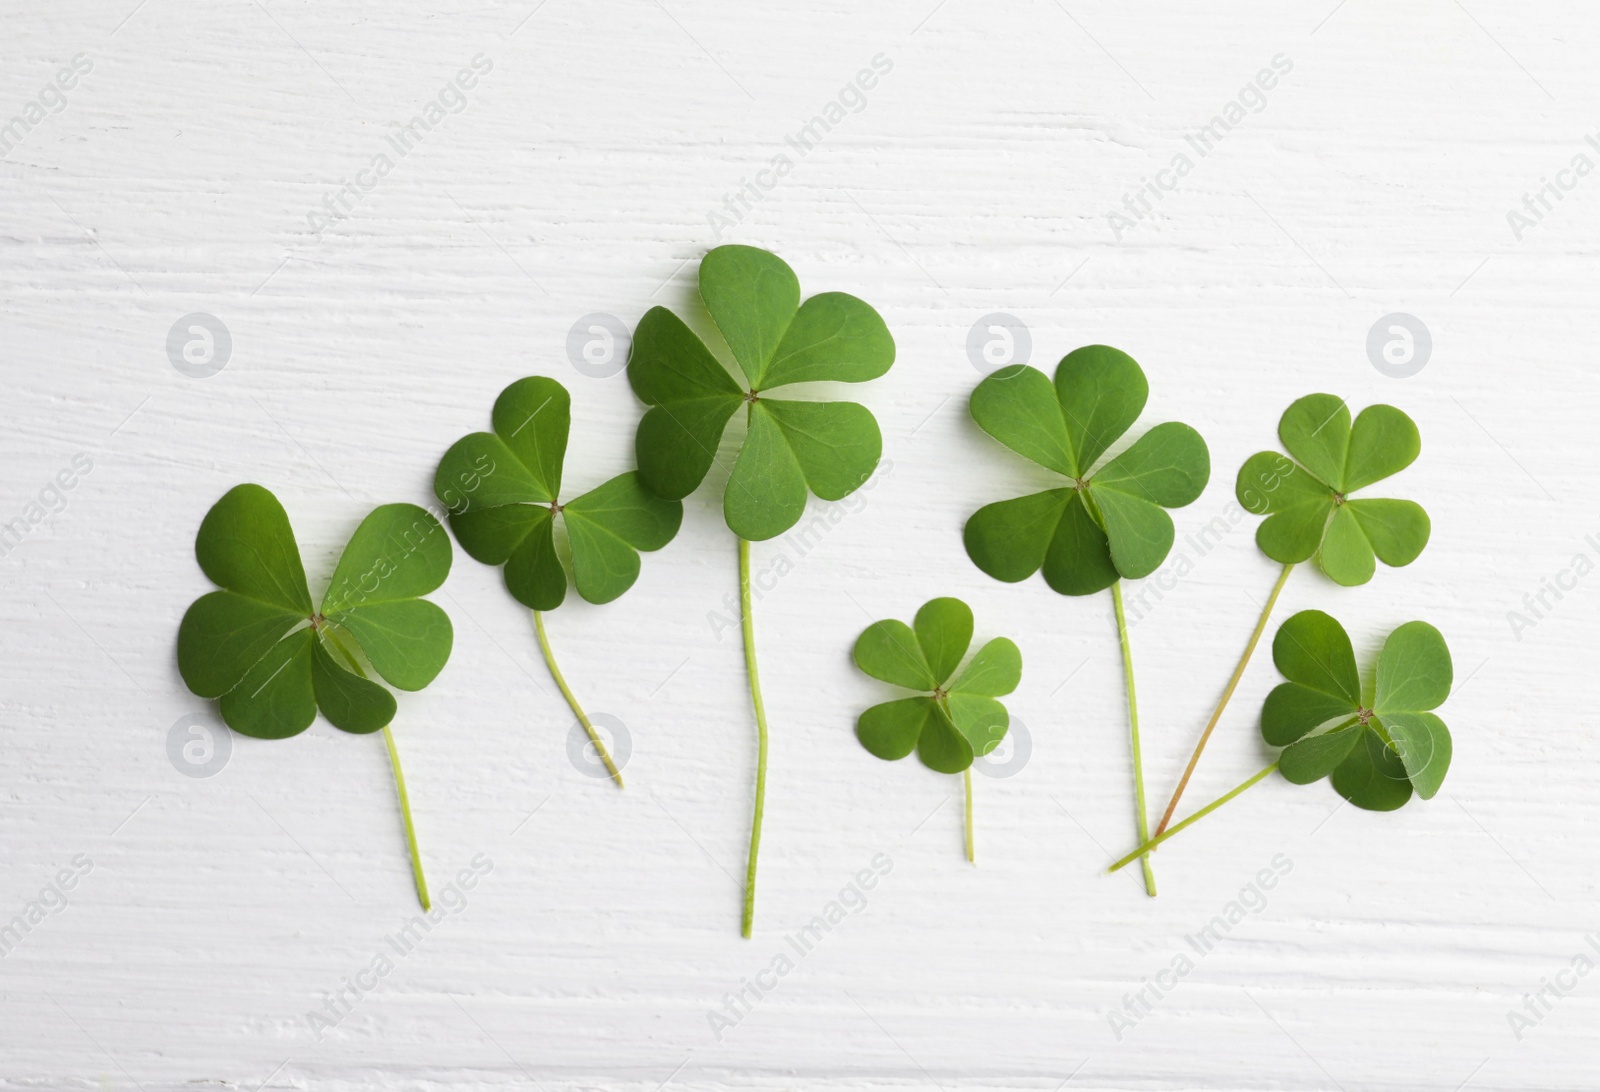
[2,2,1593,1088]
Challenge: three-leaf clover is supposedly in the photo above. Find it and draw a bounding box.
[435,376,682,610]
[1236,394,1429,586]
[1264,609,1452,810]
[852,597,1022,862]
[628,244,895,541]
[434,376,682,787]
[176,483,452,907]
[964,347,1210,593]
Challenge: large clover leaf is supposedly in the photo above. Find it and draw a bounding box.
[627,245,895,541]
[964,347,1210,595]
[1263,609,1453,810]
[852,597,1023,774]
[434,376,683,610]
[177,484,454,739]
[1236,394,1429,586]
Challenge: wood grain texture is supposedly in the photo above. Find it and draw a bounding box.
[2,1,1595,1088]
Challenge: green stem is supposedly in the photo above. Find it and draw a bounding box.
[533,610,624,788]
[1155,562,1294,837]
[1107,762,1279,874]
[963,768,975,865]
[322,628,431,911]
[382,724,431,911]
[738,537,769,939]
[1110,581,1157,897]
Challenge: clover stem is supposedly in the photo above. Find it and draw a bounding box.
[1107,762,1279,874]
[533,610,624,789]
[1110,581,1157,897]
[382,724,432,912]
[963,768,975,865]
[1154,562,1295,837]
[321,628,431,911]
[738,537,770,939]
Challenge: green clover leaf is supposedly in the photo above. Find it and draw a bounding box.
[852,597,1023,775]
[1235,394,1430,586]
[627,245,895,541]
[177,484,454,740]
[1264,609,1453,809]
[435,376,683,610]
[964,347,1210,595]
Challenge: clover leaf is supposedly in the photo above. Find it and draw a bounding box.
[435,375,683,611]
[434,376,683,789]
[854,598,1022,772]
[1236,394,1430,587]
[1264,609,1453,810]
[627,245,896,937]
[1154,395,1434,846]
[628,244,895,542]
[853,597,1022,863]
[176,483,452,908]
[964,347,1210,594]
[1108,608,1454,875]
[963,345,1209,897]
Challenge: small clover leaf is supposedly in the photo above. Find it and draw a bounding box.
[434,376,683,610]
[1264,609,1453,809]
[178,485,454,739]
[1235,394,1430,586]
[852,597,1022,775]
[964,347,1210,595]
[627,245,895,541]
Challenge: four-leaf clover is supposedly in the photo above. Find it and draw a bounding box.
[1264,609,1453,810]
[1236,394,1429,586]
[176,483,452,908]
[628,245,897,936]
[178,484,453,738]
[435,376,683,610]
[1155,394,1434,843]
[853,597,1023,773]
[853,597,1023,862]
[964,344,1208,896]
[965,347,1210,594]
[1108,607,1454,875]
[628,244,895,541]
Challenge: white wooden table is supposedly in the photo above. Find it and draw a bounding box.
[1,2,1591,1089]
